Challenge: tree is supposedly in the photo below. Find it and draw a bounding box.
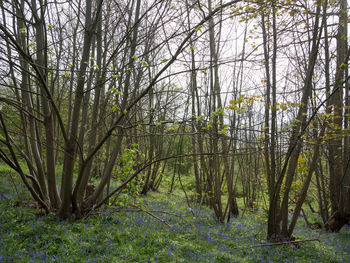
[327,0,349,231]
[0,0,242,219]
[264,0,324,240]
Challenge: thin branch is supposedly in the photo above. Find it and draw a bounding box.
[252,238,322,248]
[130,204,172,228]
[0,24,68,143]
[80,0,243,174]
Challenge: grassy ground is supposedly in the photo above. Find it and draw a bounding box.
[0,191,349,262]
[0,167,350,262]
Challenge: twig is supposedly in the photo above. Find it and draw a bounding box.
[113,207,187,219]
[82,205,97,220]
[130,205,172,228]
[0,191,9,201]
[252,238,322,247]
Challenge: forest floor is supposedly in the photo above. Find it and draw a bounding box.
[0,168,350,262]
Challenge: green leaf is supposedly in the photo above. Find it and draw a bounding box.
[141,61,149,67]
[218,129,228,136]
[194,25,202,32]
[112,105,119,112]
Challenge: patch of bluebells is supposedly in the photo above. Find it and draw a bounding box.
[1,197,350,262]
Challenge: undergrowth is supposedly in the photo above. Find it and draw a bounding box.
[0,190,349,262]
[0,166,349,262]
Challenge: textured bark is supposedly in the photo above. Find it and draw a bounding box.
[328,0,349,231]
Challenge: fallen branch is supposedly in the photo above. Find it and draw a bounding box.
[252,238,322,247]
[130,204,172,228]
[112,207,188,220]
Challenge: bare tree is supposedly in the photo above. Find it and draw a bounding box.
[0,0,242,219]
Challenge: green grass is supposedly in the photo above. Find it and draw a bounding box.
[0,190,349,262]
[0,164,349,262]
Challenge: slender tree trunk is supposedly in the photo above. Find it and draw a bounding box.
[59,0,103,218]
[267,0,322,239]
[328,0,349,231]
